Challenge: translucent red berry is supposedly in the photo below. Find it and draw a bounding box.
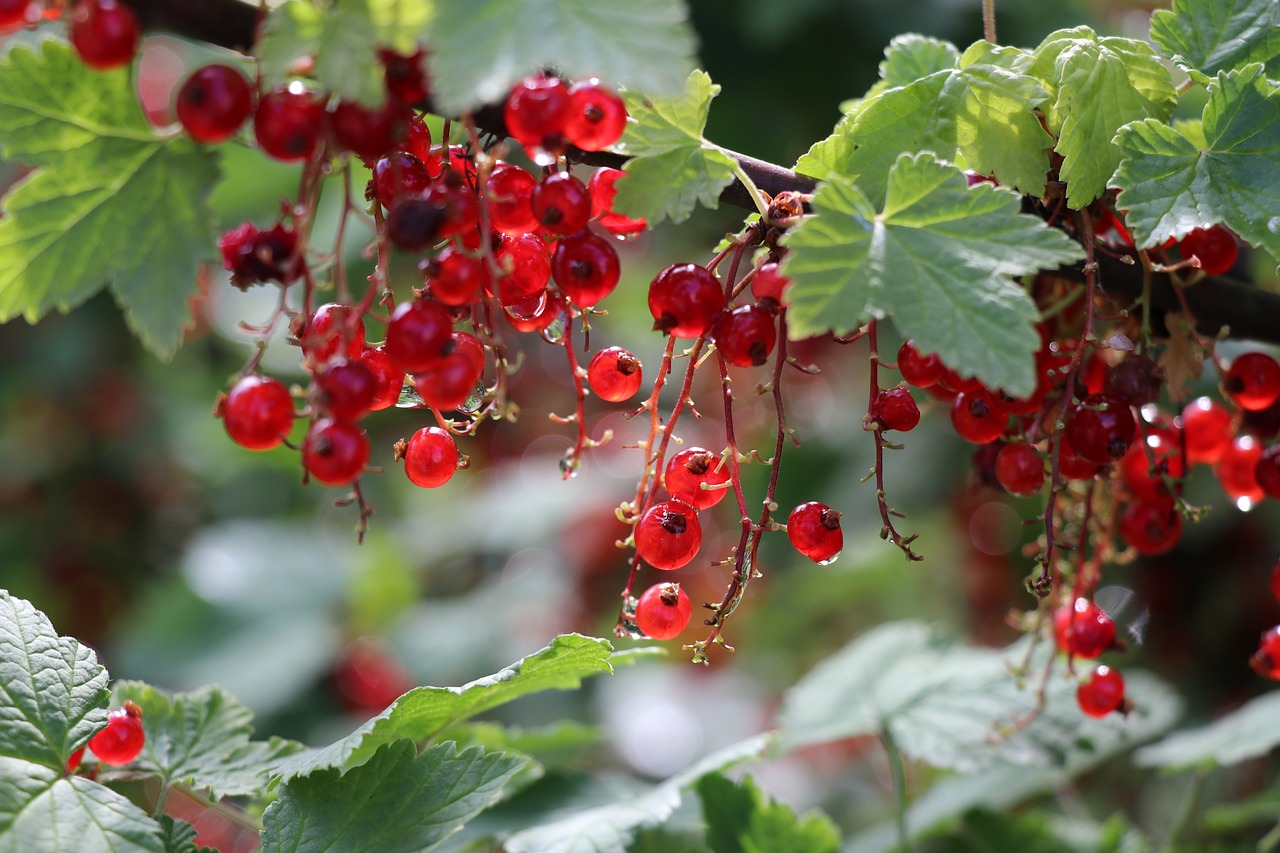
[486,163,538,236]
[219,375,294,450]
[950,389,1009,444]
[1250,625,1280,680]
[787,501,843,564]
[495,234,553,305]
[359,346,404,411]
[88,701,144,766]
[503,291,565,333]
[425,176,481,238]
[872,387,921,432]
[635,500,702,570]
[315,360,377,421]
[0,0,39,30]
[1224,352,1280,412]
[176,64,254,144]
[1119,497,1182,555]
[254,85,327,162]
[531,172,592,236]
[1179,225,1238,276]
[302,418,370,485]
[552,231,620,308]
[1054,598,1116,659]
[897,340,944,388]
[385,299,452,374]
[648,263,724,338]
[1119,430,1184,500]
[1181,397,1233,465]
[713,304,777,367]
[587,346,643,403]
[563,79,628,151]
[665,448,730,510]
[1077,665,1126,718]
[70,0,139,71]
[504,75,571,154]
[1216,435,1264,504]
[1065,393,1136,464]
[333,637,413,713]
[329,98,410,161]
[587,167,646,237]
[379,47,430,105]
[995,441,1044,496]
[412,346,483,411]
[402,426,458,488]
[424,246,489,307]
[1256,444,1280,499]
[635,583,692,640]
[303,303,365,364]
[67,746,85,774]
[751,261,789,307]
[373,152,432,207]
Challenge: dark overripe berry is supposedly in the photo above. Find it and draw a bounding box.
[587,346,643,403]
[1104,354,1165,408]
[219,375,294,450]
[635,500,702,570]
[402,426,458,488]
[176,64,254,144]
[648,263,724,338]
[552,231,620,308]
[379,47,430,104]
[635,582,692,640]
[218,222,303,287]
[787,501,842,564]
[386,196,447,251]
[302,418,370,485]
[664,447,730,510]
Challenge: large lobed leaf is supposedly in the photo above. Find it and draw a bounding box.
[1135,689,1280,770]
[1149,0,1280,79]
[1110,64,1280,262]
[0,40,219,360]
[0,591,109,770]
[780,153,1083,398]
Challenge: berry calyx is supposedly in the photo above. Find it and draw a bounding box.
[872,387,921,432]
[713,304,777,367]
[175,65,254,144]
[301,418,370,485]
[1077,665,1126,718]
[664,447,730,510]
[254,85,327,162]
[634,500,702,570]
[587,346,643,403]
[1054,598,1116,659]
[563,79,628,151]
[995,441,1044,496]
[648,263,724,338]
[1179,225,1238,277]
[552,231,620,308]
[219,375,294,450]
[787,501,843,564]
[950,389,1009,445]
[1224,351,1280,412]
[1251,625,1280,680]
[401,426,458,488]
[635,583,693,640]
[1065,393,1137,464]
[70,0,139,71]
[88,701,144,766]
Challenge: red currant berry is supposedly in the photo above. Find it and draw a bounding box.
[1179,224,1238,276]
[503,291,566,333]
[379,47,430,105]
[531,172,592,236]
[1065,393,1136,464]
[1256,444,1280,499]
[175,64,254,144]
[712,304,777,367]
[423,246,489,307]
[0,0,39,30]
[995,441,1044,496]
[665,448,730,510]
[1271,560,1280,604]
[1181,397,1233,465]
[872,386,921,432]
[303,303,365,364]
[1054,598,1116,659]
[1250,625,1280,680]
[648,263,724,338]
[563,79,627,151]
[950,389,1009,444]
[385,299,451,373]
[587,346,643,403]
[219,375,294,450]
[1225,351,1280,412]
[329,98,411,161]
[635,500,702,570]
[504,75,571,154]
[359,346,404,411]
[302,418,370,485]
[425,175,481,238]
[412,348,483,411]
[486,163,539,236]
[1119,497,1182,555]
[751,261,789,307]
[88,701,144,766]
[1216,435,1264,504]
[373,152,432,208]
[254,85,327,162]
[402,426,458,488]
[1058,438,1102,481]
[1077,665,1126,718]
[587,167,646,237]
[634,582,692,640]
[897,340,944,388]
[787,501,843,564]
[315,360,378,421]
[70,0,139,71]
[333,637,413,713]
[67,746,85,774]
[1119,430,1184,500]
[495,234,552,305]
[552,231,620,308]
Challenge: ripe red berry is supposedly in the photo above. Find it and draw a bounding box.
[302,418,370,485]
[373,152,432,208]
[220,375,294,450]
[486,163,539,236]
[1077,665,1126,718]
[1256,445,1280,499]
[412,347,483,411]
[552,231,620,308]
[88,701,144,766]
[424,246,489,307]
[67,746,85,774]
[587,346,643,403]
[254,85,327,162]
[787,501,843,564]
[1065,393,1136,464]
[664,447,730,510]
[359,346,404,411]
[424,176,481,238]
[872,386,921,432]
[1054,598,1116,659]
[634,583,692,640]
[587,167,646,238]
[175,64,254,144]
[495,234,553,305]
[751,261,789,307]
[315,360,378,421]
[713,304,777,367]
[329,98,411,161]
[1225,351,1280,412]
[563,79,627,151]
[897,340,944,388]
[995,441,1044,496]
[648,263,724,338]
[303,303,365,364]
[1181,396,1233,464]
[1119,497,1182,555]
[1216,435,1264,504]
[1251,625,1280,680]
[379,47,430,105]
[0,0,39,30]
[531,172,592,236]
[503,291,566,333]
[504,76,572,155]
[402,426,458,488]
[1179,225,1238,276]
[70,0,139,71]
[635,500,702,570]
[385,299,452,374]
[1119,430,1184,500]
[333,637,413,713]
[950,389,1009,444]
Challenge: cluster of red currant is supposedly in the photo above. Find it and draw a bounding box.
[67,699,146,773]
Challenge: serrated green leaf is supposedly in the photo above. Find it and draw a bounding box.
[112,683,303,799]
[780,154,1083,397]
[449,720,602,760]
[1134,689,1280,769]
[261,741,526,853]
[275,634,618,783]
[697,774,838,853]
[611,70,737,225]
[0,591,109,770]
[698,774,758,853]
[0,40,219,360]
[429,0,695,116]
[879,34,960,88]
[156,815,215,853]
[1110,64,1280,261]
[1150,0,1280,78]
[917,808,1078,853]
[0,757,163,853]
[1030,27,1177,208]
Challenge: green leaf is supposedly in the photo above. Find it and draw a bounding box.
[261,740,526,853]
[1029,27,1177,208]
[1110,64,1280,261]
[0,757,163,853]
[112,683,303,799]
[156,815,215,853]
[275,634,618,782]
[1134,689,1280,770]
[780,154,1083,397]
[0,40,219,360]
[1150,0,1280,78]
[698,774,757,853]
[0,591,109,770]
[917,808,1078,853]
[879,34,961,88]
[611,70,737,226]
[429,0,695,116]
[697,774,839,853]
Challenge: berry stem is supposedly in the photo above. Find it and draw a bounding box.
[981,0,996,43]
[867,322,921,561]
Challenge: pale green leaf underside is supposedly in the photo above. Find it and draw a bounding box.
[1111,64,1280,261]
[611,70,736,225]
[0,40,219,360]
[1150,0,1280,77]
[261,741,526,853]
[1135,689,1280,769]
[274,634,616,783]
[781,154,1083,397]
[0,758,163,853]
[0,591,109,770]
[429,0,694,115]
